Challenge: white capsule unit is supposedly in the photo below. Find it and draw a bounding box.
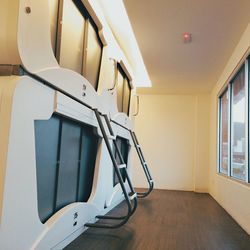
[0,0,153,249]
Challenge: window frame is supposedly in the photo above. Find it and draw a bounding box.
[217,58,250,184]
[218,87,230,176]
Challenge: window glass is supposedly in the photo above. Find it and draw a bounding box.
[56,119,81,210]
[123,77,131,115]
[35,114,99,223]
[85,20,102,90]
[49,0,103,88]
[219,89,229,174]
[58,0,85,74]
[231,67,246,180]
[116,65,131,115]
[117,68,124,113]
[35,116,60,223]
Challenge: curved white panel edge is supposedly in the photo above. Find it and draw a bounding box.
[99,89,133,130]
[18,0,58,72]
[33,203,99,249]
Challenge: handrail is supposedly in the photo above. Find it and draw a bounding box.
[108,59,118,92]
[133,95,140,116]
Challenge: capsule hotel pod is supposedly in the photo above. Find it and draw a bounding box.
[0,0,153,249]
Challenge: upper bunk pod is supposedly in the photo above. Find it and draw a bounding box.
[0,0,137,117]
[99,59,154,198]
[50,0,103,92]
[0,0,105,111]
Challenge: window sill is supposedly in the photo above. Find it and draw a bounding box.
[217,172,250,188]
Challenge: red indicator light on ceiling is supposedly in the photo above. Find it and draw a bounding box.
[183,32,192,43]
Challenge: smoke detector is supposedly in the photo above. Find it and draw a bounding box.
[182,32,192,43]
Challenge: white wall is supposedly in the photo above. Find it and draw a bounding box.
[209,22,250,234]
[193,95,210,192]
[132,20,250,236]
[133,94,210,192]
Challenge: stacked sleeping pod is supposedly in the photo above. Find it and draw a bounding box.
[98,62,135,209]
[101,62,154,200]
[0,0,152,249]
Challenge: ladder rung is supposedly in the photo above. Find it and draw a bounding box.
[108,135,116,140]
[129,193,137,200]
[118,164,126,169]
[136,145,140,148]
[150,179,154,183]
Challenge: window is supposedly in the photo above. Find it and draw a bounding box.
[49,0,103,90]
[116,64,132,115]
[231,67,246,180]
[123,77,131,115]
[84,19,103,90]
[58,0,85,74]
[117,66,124,113]
[218,60,249,183]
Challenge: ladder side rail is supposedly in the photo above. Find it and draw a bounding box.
[132,132,153,180]
[130,132,152,182]
[104,114,115,136]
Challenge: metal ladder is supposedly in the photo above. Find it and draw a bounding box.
[110,119,154,198]
[85,109,138,229]
[130,131,154,198]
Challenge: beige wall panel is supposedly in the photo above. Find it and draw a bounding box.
[0,77,19,221]
[133,95,196,190]
[194,94,210,192]
[49,0,59,54]
[0,0,20,64]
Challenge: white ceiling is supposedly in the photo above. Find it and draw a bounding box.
[124,0,250,94]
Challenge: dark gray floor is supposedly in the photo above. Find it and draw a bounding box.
[65,189,250,250]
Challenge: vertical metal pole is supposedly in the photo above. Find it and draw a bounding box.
[245,60,249,182]
[217,95,222,174]
[229,82,233,177]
